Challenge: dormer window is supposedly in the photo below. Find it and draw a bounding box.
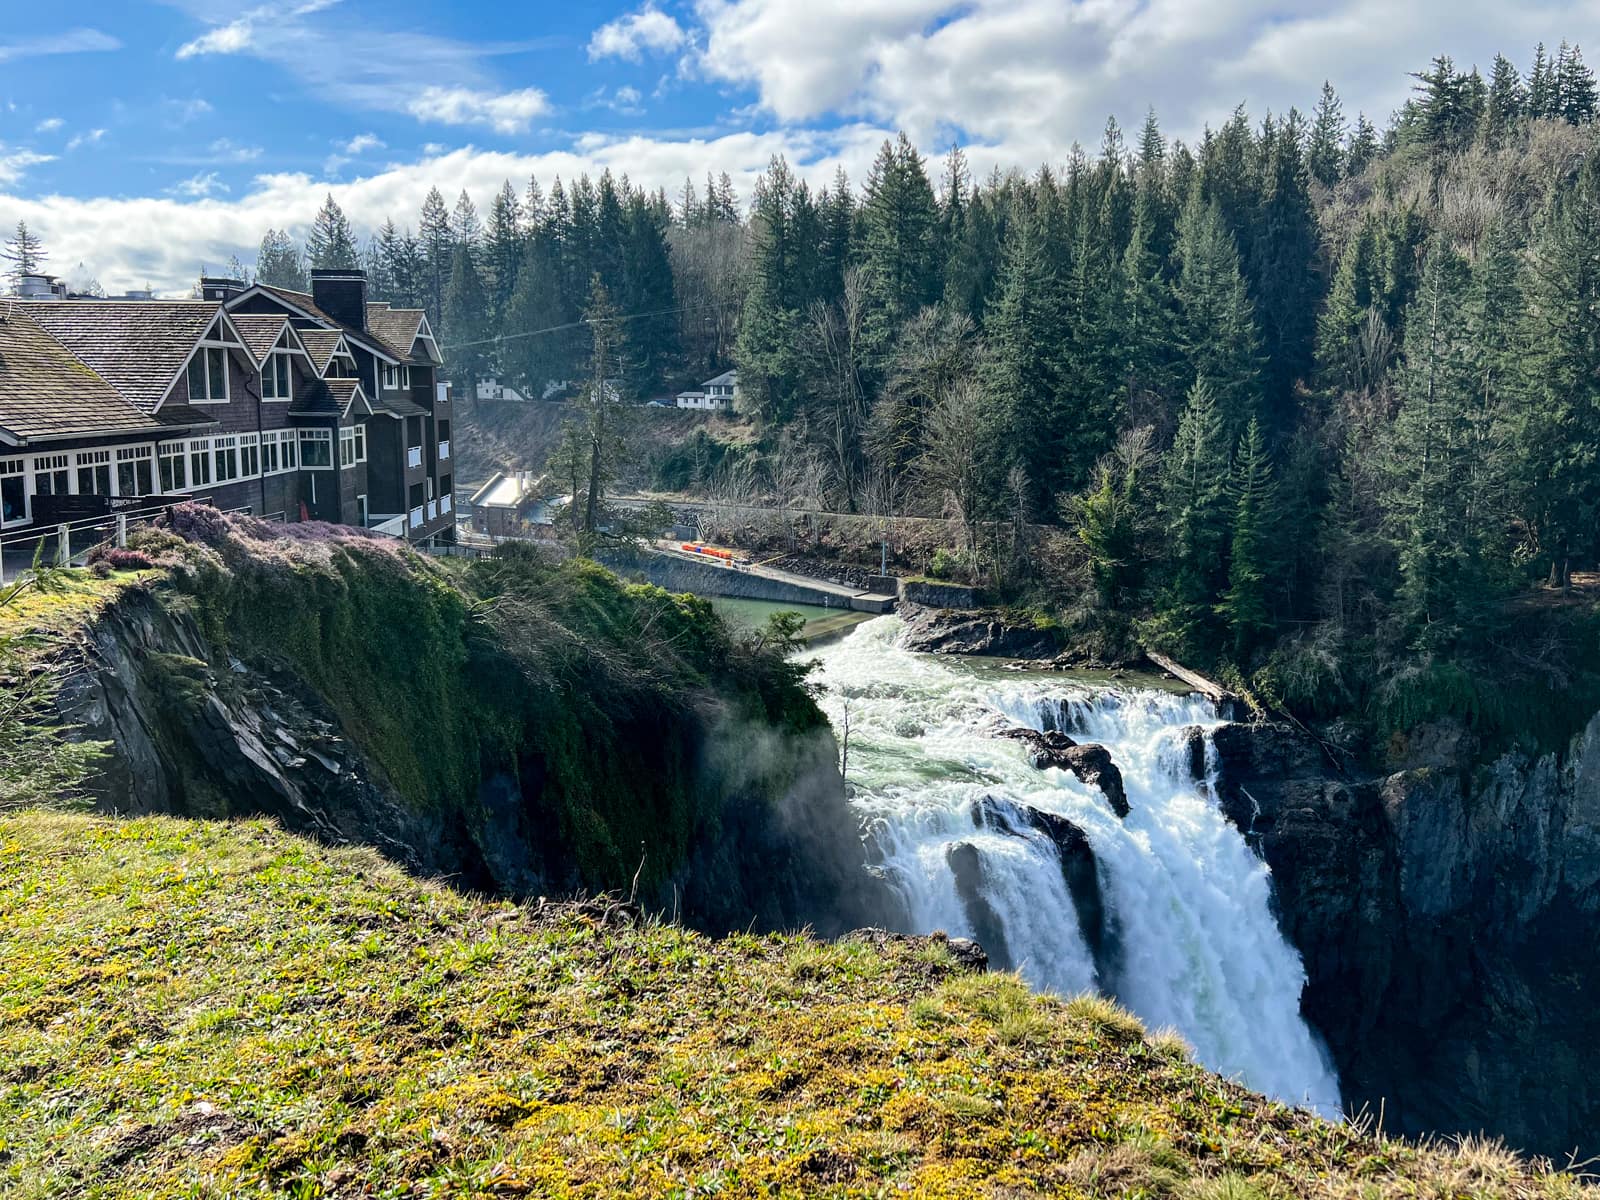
[188,347,229,402]
[263,352,293,401]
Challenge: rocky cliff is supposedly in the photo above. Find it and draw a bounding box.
[48,513,881,938]
[1213,713,1600,1161]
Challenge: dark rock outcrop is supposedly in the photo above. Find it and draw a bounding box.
[945,842,1014,969]
[898,605,1059,658]
[1212,713,1600,1161]
[975,796,1108,967]
[993,726,1130,818]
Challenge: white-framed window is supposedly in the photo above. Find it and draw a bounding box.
[76,449,112,496]
[189,438,213,487]
[401,366,411,389]
[115,445,155,498]
[240,432,261,478]
[339,427,356,468]
[299,428,333,468]
[158,441,188,493]
[262,434,280,475]
[187,347,229,403]
[382,364,398,390]
[354,423,366,463]
[1,457,25,526]
[279,429,298,470]
[214,435,240,483]
[262,352,293,401]
[32,453,69,498]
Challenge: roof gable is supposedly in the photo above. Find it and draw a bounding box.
[24,300,228,414]
[227,284,400,364]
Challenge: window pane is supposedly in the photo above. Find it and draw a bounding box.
[188,356,206,399]
[117,463,137,496]
[209,349,226,398]
[1,475,24,524]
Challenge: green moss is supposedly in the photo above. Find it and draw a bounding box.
[1,813,1583,1200]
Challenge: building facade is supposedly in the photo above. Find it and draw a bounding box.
[675,369,739,413]
[0,269,454,545]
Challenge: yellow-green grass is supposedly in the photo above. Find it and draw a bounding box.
[0,812,1587,1199]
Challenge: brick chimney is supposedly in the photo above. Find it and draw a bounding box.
[310,268,368,333]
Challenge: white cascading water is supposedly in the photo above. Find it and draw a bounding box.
[810,616,1342,1115]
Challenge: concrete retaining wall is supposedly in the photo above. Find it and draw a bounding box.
[899,578,979,609]
[602,549,860,609]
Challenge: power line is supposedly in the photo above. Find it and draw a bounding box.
[438,297,739,353]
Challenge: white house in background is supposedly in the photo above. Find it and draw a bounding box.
[675,369,740,413]
[476,377,530,403]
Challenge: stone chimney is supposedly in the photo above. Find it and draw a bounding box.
[310,268,368,332]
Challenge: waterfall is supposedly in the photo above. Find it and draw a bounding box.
[813,617,1342,1116]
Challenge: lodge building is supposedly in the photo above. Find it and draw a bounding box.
[0,269,454,544]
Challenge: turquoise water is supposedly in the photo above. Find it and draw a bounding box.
[709,597,840,630]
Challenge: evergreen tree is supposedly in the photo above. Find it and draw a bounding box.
[735,157,812,423]
[1249,112,1321,429]
[1218,417,1279,654]
[1556,42,1599,124]
[1156,378,1232,654]
[577,278,626,541]
[371,220,404,304]
[1514,157,1600,586]
[255,229,307,291]
[1172,193,1263,438]
[306,194,359,270]
[484,180,525,333]
[1346,114,1380,177]
[2,221,47,289]
[1308,82,1346,187]
[1483,54,1526,145]
[859,133,941,357]
[618,191,679,394]
[442,242,490,385]
[418,187,454,330]
[1529,43,1557,119]
[503,237,569,397]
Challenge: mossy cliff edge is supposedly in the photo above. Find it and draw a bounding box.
[47,508,878,935]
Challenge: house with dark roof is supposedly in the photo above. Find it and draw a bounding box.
[675,369,739,414]
[0,269,454,543]
[218,269,454,541]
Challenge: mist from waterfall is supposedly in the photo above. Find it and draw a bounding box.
[810,617,1342,1115]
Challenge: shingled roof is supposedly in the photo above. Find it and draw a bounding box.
[0,306,193,442]
[25,301,226,414]
[230,313,292,364]
[254,286,399,362]
[365,303,426,363]
[296,330,348,377]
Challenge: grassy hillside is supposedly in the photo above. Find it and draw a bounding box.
[1,812,1587,1199]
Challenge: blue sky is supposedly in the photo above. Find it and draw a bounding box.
[4,0,1600,293]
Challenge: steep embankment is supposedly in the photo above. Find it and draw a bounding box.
[46,507,875,936]
[4,811,1591,1199]
[1213,716,1600,1161]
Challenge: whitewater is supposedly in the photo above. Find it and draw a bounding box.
[809,616,1342,1116]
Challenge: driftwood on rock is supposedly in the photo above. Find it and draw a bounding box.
[1145,650,1238,712]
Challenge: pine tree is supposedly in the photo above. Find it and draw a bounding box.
[1556,43,1598,124]
[484,180,525,334]
[1250,113,1320,430]
[370,220,403,304]
[1172,192,1262,439]
[1346,114,1380,177]
[1156,377,1232,654]
[255,229,307,290]
[1514,157,1600,587]
[736,156,811,424]
[306,194,359,270]
[442,242,490,386]
[983,216,1066,508]
[1218,417,1279,654]
[418,187,454,330]
[503,237,568,398]
[3,221,47,290]
[1308,82,1346,187]
[1482,54,1526,146]
[1529,43,1557,119]
[859,133,941,357]
[617,191,679,394]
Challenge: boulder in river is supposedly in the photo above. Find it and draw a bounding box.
[945,842,1013,970]
[994,725,1130,818]
[975,796,1109,969]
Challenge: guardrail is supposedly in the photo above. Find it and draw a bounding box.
[438,440,451,461]
[407,446,423,469]
[0,499,263,583]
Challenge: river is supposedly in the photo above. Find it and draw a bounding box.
[808,616,1342,1115]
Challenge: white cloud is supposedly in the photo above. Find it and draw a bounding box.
[35,118,64,134]
[692,0,1600,157]
[163,97,215,126]
[0,28,120,64]
[176,19,255,58]
[0,149,54,187]
[208,139,264,163]
[66,129,108,153]
[0,126,897,294]
[171,172,228,198]
[589,5,689,61]
[343,133,385,155]
[406,87,549,134]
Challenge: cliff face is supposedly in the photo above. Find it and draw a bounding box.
[52,541,879,939]
[1213,715,1600,1160]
